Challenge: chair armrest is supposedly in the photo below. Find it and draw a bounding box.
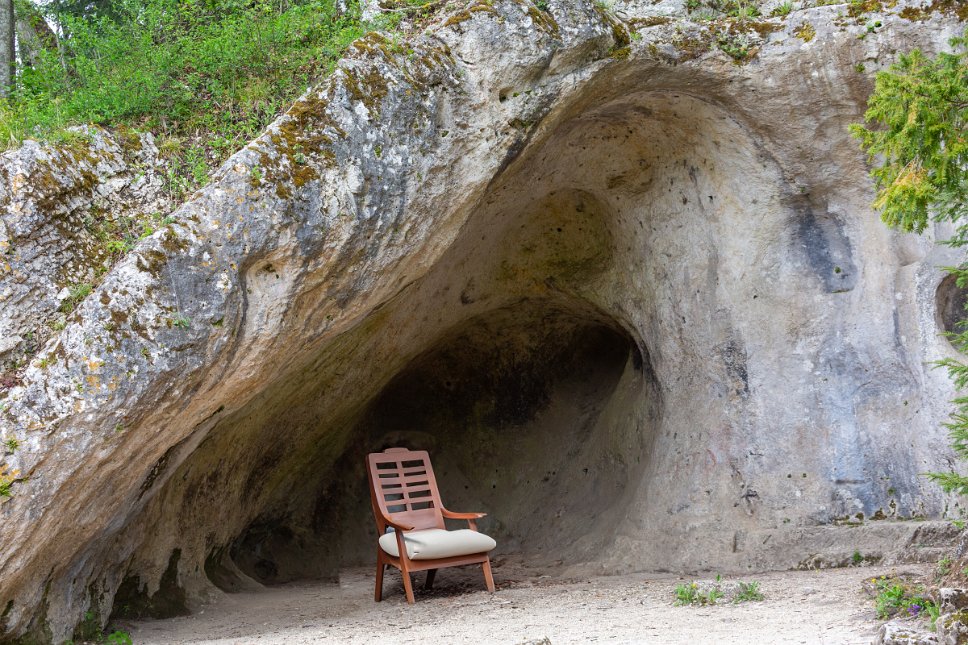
[441,509,486,520]
[381,514,415,532]
[442,508,486,530]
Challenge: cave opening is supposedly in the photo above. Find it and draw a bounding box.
[937,273,968,343]
[112,87,798,616]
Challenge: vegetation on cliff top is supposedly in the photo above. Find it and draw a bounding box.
[0,0,369,195]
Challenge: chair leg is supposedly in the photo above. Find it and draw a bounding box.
[374,560,386,602]
[482,556,495,593]
[424,568,437,590]
[401,570,416,604]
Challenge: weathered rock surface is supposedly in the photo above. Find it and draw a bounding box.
[940,588,968,614]
[0,126,168,370]
[878,620,940,645]
[0,0,966,641]
[938,611,968,645]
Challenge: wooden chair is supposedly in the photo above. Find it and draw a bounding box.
[366,447,497,603]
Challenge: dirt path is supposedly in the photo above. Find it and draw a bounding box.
[123,562,924,644]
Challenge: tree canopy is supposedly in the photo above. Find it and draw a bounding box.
[850,30,968,240]
[853,30,968,494]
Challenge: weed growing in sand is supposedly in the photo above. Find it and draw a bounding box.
[734,581,764,602]
[675,578,765,605]
[675,582,724,605]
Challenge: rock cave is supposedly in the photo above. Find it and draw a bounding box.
[0,0,965,641]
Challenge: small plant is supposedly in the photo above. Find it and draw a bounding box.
[772,1,793,16]
[729,1,760,19]
[60,283,93,314]
[936,557,953,580]
[872,576,939,624]
[3,437,18,452]
[106,239,132,255]
[0,465,20,497]
[674,581,725,606]
[105,630,133,645]
[735,581,764,602]
[717,31,754,61]
[675,582,698,605]
[852,550,863,565]
[171,316,191,329]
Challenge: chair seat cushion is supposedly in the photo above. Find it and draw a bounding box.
[379,528,497,560]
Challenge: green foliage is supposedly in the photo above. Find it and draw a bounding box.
[771,1,793,16]
[854,30,968,498]
[674,582,725,605]
[0,465,19,497]
[0,0,366,187]
[850,30,968,236]
[59,282,93,314]
[687,0,762,18]
[937,556,953,580]
[105,630,133,645]
[3,437,19,452]
[674,580,761,605]
[73,607,132,644]
[872,576,938,624]
[716,31,753,61]
[674,582,697,605]
[734,581,764,602]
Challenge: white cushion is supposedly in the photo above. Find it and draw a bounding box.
[379,528,497,560]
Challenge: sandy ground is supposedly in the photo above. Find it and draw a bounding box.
[123,561,928,644]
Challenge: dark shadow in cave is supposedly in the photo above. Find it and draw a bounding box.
[229,298,656,585]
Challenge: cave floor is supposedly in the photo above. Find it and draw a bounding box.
[122,560,923,644]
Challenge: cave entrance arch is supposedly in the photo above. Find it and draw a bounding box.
[114,89,796,615]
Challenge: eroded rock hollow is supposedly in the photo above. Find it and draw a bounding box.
[0,0,965,641]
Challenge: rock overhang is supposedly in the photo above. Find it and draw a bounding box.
[0,0,966,641]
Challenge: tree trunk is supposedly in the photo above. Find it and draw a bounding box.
[0,0,14,98]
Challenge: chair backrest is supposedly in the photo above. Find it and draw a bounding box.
[366,447,445,533]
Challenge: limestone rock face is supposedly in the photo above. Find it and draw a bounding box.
[0,0,965,641]
[878,621,940,645]
[0,127,168,369]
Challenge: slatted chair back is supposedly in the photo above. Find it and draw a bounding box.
[367,447,445,533]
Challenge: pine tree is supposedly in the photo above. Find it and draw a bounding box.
[852,30,968,492]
